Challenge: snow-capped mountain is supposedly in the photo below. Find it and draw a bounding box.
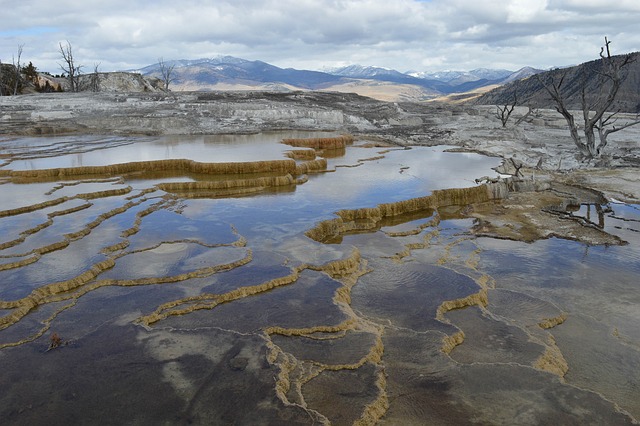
[408,68,514,83]
[136,56,541,96]
[326,65,409,79]
[499,66,544,84]
[137,56,343,90]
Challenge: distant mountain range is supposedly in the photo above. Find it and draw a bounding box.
[138,56,343,90]
[134,53,640,111]
[328,65,522,87]
[136,56,543,101]
[409,68,514,83]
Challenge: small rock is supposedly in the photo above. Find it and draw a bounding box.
[228,356,249,371]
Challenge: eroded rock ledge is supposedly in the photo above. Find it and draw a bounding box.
[0,91,428,137]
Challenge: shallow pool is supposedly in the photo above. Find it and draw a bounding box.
[0,133,638,425]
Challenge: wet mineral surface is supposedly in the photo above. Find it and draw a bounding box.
[0,131,638,425]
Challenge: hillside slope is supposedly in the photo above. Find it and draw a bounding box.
[473,52,640,113]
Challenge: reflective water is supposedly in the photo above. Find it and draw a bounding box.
[0,133,638,425]
[0,132,336,170]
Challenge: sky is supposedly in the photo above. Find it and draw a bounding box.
[1,0,639,75]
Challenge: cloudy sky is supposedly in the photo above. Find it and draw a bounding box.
[2,0,639,74]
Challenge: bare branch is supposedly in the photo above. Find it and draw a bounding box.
[58,41,83,92]
[600,36,612,59]
[602,115,640,136]
[158,57,176,91]
[12,44,24,95]
[509,158,524,177]
[514,105,535,127]
[539,37,638,158]
[90,62,101,92]
[495,92,517,127]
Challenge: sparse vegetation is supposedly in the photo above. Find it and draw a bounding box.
[22,61,38,84]
[0,45,25,96]
[0,60,7,96]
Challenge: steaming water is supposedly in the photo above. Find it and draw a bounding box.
[0,133,638,425]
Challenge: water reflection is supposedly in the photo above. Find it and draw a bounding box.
[1,131,337,171]
[0,133,638,425]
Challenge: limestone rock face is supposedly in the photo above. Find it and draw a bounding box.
[77,72,164,93]
[0,91,396,136]
[2,68,161,95]
[35,75,63,92]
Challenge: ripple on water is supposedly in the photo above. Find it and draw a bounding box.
[161,269,349,333]
[447,363,636,425]
[352,258,481,335]
[445,305,547,366]
[488,289,566,330]
[551,313,640,420]
[303,363,380,425]
[271,329,378,367]
[1,133,638,424]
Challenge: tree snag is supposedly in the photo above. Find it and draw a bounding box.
[158,57,175,91]
[58,41,83,92]
[537,37,640,159]
[496,92,517,127]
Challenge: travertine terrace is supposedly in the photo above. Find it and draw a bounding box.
[1,92,639,425]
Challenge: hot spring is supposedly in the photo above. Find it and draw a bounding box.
[0,133,638,425]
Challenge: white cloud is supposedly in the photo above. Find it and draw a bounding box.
[506,0,549,23]
[0,0,638,74]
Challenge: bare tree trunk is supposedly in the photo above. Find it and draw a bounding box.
[90,63,101,92]
[537,37,638,159]
[495,92,517,127]
[12,44,24,96]
[514,105,535,126]
[543,83,587,154]
[59,41,82,92]
[583,127,599,157]
[595,113,640,155]
[158,57,175,91]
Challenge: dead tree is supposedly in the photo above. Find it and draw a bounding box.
[594,103,640,150]
[509,158,524,177]
[537,37,640,159]
[514,105,536,127]
[58,41,83,92]
[158,57,175,91]
[12,44,24,95]
[89,62,101,92]
[496,92,517,127]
